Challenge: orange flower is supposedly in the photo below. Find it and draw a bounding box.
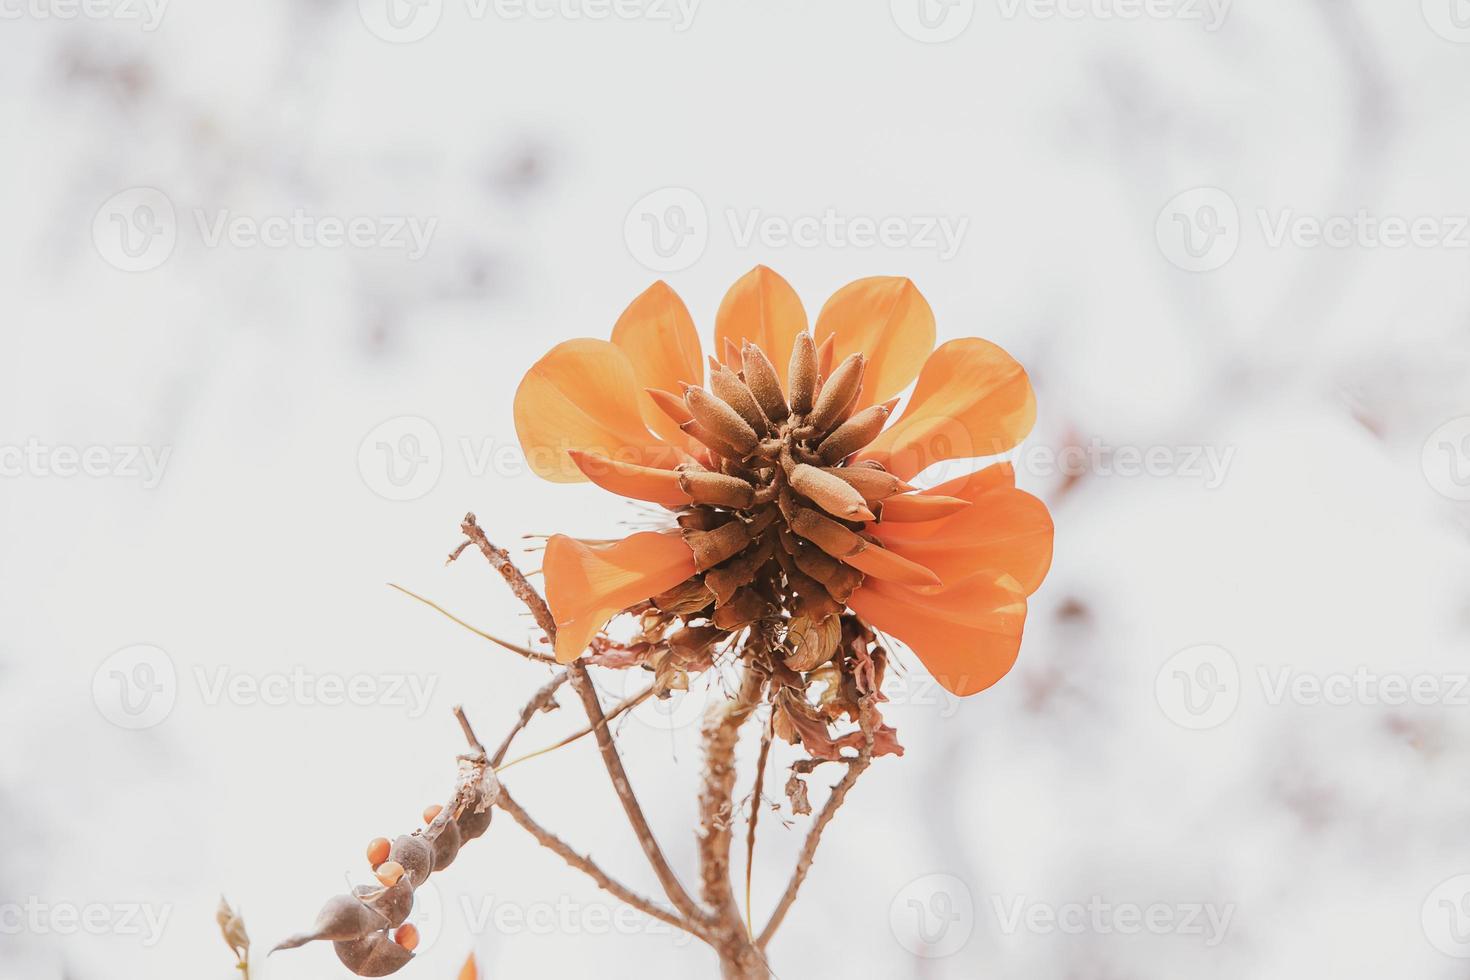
[515,266,1052,697]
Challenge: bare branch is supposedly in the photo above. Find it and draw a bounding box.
[756,705,875,949]
[744,715,773,940]
[496,788,704,940]
[567,662,709,925]
[698,662,766,921]
[456,513,558,641]
[489,673,568,767]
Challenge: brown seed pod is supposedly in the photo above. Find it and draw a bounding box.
[456,800,493,841]
[703,539,775,606]
[430,818,462,871]
[708,361,769,435]
[334,931,415,977]
[388,835,434,887]
[271,894,391,952]
[741,342,789,422]
[684,386,759,453]
[355,879,415,928]
[788,464,875,522]
[817,404,891,463]
[679,419,743,461]
[788,333,817,415]
[806,353,865,434]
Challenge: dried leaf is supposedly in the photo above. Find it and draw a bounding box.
[216,895,249,964]
[784,773,812,816]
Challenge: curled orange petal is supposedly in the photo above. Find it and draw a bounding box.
[844,540,941,588]
[611,282,705,449]
[849,572,1028,697]
[814,277,936,411]
[868,463,1053,595]
[458,954,479,980]
[514,339,683,483]
[856,338,1036,481]
[544,531,697,663]
[876,493,971,522]
[714,266,808,384]
[568,451,688,508]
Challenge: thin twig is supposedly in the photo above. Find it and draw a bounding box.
[568,662,709,925]
[390,582,554,663]
[453,704,487,756]
[457,513,558,641]
[489,673,568,767]
[744,714,773,940]
[455,514,707,927]
[497,686,656,773]
[755,705,876,949]
[496,788,703,940]
[698,661,766,921]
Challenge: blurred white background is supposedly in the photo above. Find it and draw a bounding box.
[4,0,1470,977]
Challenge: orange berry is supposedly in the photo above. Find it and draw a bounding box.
[366,837,391,869]
[375,861,405,887]
[423,804,443,824]
[394,923,421,952]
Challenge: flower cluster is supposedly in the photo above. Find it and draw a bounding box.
[515,267,1053,756]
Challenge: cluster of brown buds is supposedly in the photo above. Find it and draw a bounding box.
[594,334,928,757]
[271,741,500,976]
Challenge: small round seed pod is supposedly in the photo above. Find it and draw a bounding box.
[430,818,463,871]
[388,835,434,887]
[456,800,493,841]
[335,932,415,977]
[394,924,421,952]
[374,862,405,888]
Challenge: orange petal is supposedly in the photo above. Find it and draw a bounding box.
[849,572,1028,697]
[611,282,705,449]
[856,338,1036,481]
[544,531,697,663]
[514,339,683,483]
[568,450,688,508]
[844,541,942,587]
[714,266,808,385]
[868,463,1053,595]
[814,277,937,411]
[458,954,479,980]
[876,494,971,522]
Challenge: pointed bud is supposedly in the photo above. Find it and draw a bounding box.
[680,419,741,460]
[817,403,891,463]
[787,501,864,559]
[677,468,755,508]
[741,342,789,422]
[682,520,751,571]
[821,465,912,504]
[704,539,774,605]
[788,333,817,415]
[815,333,836,379]
[646,387,693,425]
[784,531,863,601]
[789,463,875,522]
[685,386,759,454]
[807,353,865,433]
[709,362,770,435]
